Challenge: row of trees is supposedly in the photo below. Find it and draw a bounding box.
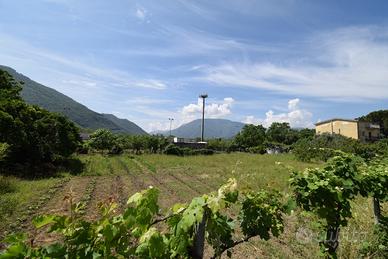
[85,129,170,154]
[0,69,81,176]
[206,123,314,153]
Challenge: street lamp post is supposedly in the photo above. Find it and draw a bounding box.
[199,94,208,142]
[168,118,174,137]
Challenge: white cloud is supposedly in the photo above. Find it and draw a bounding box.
[62,79,97,87]
[135,7,147,20]
[133,79,166,90]
[201,26,388,100]
[243,115,260,125]
[181,97,234,122]
[146,97,235,132]
[0,33,168,91]
[243,98,313,128]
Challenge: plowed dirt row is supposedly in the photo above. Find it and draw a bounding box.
[130,159,184,207]
[32,177,94,245]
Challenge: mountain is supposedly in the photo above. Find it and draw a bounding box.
[101,114,146,135]
[1,65,147,135]
[155,119,245,139]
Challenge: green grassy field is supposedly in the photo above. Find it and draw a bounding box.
[0,153,384,258]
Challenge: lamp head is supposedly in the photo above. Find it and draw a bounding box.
[199,94,208,99]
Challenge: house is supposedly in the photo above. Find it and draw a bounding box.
[172,137,207,149]
[315,118,380,142]
[79,133,90,141]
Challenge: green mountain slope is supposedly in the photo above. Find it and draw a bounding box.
[101,113,146,135]
[154,119,245,139]
[0,65,147,135]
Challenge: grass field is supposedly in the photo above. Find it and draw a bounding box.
[0,153,384,258]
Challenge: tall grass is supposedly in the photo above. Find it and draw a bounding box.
[0,175,17,194]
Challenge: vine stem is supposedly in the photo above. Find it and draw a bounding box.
[373,197,381,224]
[150,208,187,226]
[210,235,255,259]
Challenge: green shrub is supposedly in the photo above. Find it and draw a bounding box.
[181,147,193,156]
[0,142,9,161]
[292,133,375,162]
[248,145,266,154]
[192,148,215,155]
[163,144,183,156]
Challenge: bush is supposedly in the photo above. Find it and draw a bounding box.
[192,149,215,155]
[163,144,183,156]
[292,134,371,162]
[0,142,9,160]
[181,147,193,156]
[248,145,266,154]
[77,143,90,154]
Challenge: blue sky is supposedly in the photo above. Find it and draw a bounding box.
[1,0,388,132]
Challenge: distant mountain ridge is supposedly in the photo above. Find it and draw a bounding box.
[154,119,245,139]
[1,65,147,135]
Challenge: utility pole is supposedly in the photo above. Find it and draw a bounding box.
[168,118,174,137]
[199,94,208,142]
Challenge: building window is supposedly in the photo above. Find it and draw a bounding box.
[338,129,341,134]
[369,132,372,139]
[362,131,365,136]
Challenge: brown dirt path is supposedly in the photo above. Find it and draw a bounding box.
[31,176,94,245]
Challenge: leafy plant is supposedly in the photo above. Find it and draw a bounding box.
[0,178,287,259]
[290,152,364,257]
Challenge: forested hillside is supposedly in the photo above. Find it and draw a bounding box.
[0,65,147,135]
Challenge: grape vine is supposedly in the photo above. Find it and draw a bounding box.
[0,178,288,258]
[290,151,388,257]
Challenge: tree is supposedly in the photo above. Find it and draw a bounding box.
[297,128,315,139]
[0,69,80,171]
[88,129,116,152]
[358,110,388,137]
[144,135,160,153]
[234,124,266,150]
[266,122,298,145]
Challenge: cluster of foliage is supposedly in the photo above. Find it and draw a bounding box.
[84,129,170,155]
[163,144,214,156]
[359,157,388,257]
[85,130,215,157]
[207,138,235,152]
[358,109,388,137]
[290,152,388,257]
[0,179,289,258]
[232,122,315,153]
[0,69,80,174]
[293,133,388,162]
